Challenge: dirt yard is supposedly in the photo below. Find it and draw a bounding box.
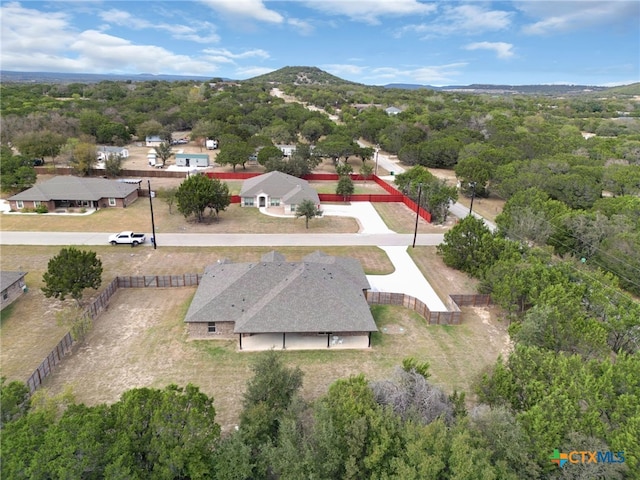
[39,288,509,432]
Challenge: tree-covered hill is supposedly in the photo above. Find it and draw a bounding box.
[246,66,359,86]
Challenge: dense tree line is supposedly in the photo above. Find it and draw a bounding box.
[436,216,639,476]
[4,345,636,478]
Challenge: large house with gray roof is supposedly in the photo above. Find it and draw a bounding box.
[239,171,320,214]
[8,176,140,212]
[185,251,377,350]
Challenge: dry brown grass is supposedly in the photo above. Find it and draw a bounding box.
[37,288,508,431]
[0,200,359,234]
[372,202,455,234]
[0,245,393,384]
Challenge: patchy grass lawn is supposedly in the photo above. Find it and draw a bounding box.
[38,289,508,432]
[0,201,359,234]
[372,202,453,234]
[309,181,388,195]
[0,245,393,384]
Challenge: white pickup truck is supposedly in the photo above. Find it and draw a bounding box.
[109,231,146,246]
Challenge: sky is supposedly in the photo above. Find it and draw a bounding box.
[1,1,638,86]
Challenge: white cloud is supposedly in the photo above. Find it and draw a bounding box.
[0,2,76,56]
[287,17,314,35]
[234,66,275,78]
[398,4,512,38]
[98,9,220,43]
[302,0,436,25]
[322,64,366,76]
[465,42,515,59]
[366,63,467,84]
[203,48,270,60]
[68,30,215,74]
[199,0,283,23]
[519,1,639,35]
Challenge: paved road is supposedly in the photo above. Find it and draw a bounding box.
[449,202,497,232]
[0,231,444,247]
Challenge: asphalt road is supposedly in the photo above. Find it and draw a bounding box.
[0,231,445,247]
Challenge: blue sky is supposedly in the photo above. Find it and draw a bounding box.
[1,1,638,86]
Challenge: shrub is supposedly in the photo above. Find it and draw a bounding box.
[35,204,48,214]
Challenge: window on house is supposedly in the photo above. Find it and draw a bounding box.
[108,198,116,206]
[207,322,216,333]
[2,290,8,300]
[270,198,280,206]
[290,204,296,212]
[243,198,254,207]
[34,201,41,207]
[17,201,24,209]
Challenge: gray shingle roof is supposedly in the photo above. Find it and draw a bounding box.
[0,271,27,291]
[8,176,139,202]
[185,251,376,334]
[239,171,319,205]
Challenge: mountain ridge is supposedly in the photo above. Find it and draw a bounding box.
[2,68,637,95]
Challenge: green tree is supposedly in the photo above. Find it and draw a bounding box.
[360,163,373,183]
[0,146,37,192]
[257,145,283,166]
[104,153,123,177]
[217,140,253,172]
[70,141,97,176]
[437,216,499,278]
[135,119,164,139]
[153,141,174,167]
[239,351,303,475]
[42,247,103,305]
[454,156,493,197]
[175,174,230,222]
[295,198,322,229]
[336,162,353,177]
[0,378,30,427]
[13,130,66,164]
[336,175,355,200]
[107,384,220,479]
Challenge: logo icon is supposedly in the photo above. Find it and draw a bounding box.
[550,449,569,468]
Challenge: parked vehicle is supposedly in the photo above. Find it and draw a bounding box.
[108,231,146,246]
[206,139,218,150]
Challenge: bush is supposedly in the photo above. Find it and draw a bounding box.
[35,204,48,214]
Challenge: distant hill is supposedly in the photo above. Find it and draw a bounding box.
[2,69,637,97]
[246,66,359,86]
[0,71,219,84]
[384,82,618,96]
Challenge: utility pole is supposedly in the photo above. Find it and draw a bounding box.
[374,145,379,176]
[468,181,477,216]
[148,180,157,249]
[412,183,423,248]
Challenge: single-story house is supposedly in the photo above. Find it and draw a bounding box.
[96,146,129,161]
[185,251,377,350]
[8,176,140,211]
[239,171,320,214]
[276,144,297,157]
[385,106,402,115]
[1,271,27,310]
[145,135,163,147]
[175,153,210,167]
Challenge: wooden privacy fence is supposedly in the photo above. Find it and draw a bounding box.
[366,291,494,325]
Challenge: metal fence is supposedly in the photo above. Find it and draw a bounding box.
[117,274,202,288]
[26,332,73,393]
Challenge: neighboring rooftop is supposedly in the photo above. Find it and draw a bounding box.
[8,176,139,201]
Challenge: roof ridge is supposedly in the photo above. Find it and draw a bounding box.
[235,263,305,330]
